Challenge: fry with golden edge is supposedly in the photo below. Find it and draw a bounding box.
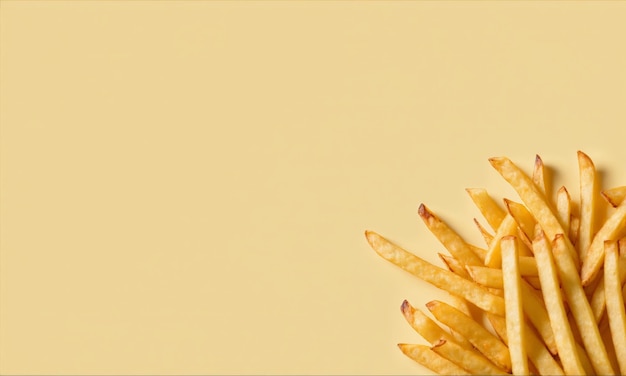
[556,186,571,234]
[365,230,505,315]
[578,151,599,263]
[397,344,467,375]
[427,300,511,371]
[466,188,507,232]
[532,232,585,375]
[553,234,615,375]
[581,199,626,286]
[430,338,508,375]
[604,240,626,375]
[501,236,529,375]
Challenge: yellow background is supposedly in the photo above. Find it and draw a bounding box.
[1,1,625,374]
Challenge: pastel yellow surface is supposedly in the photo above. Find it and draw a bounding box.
[1,1,626,375]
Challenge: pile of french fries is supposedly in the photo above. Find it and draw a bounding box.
[366,152,626,375]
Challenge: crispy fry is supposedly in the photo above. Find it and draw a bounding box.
[466,188,507,232]
[553,234,615,375]
[485,214,518,268]
[504,199,536,252]
[501,236,529,375]
[532,154,548,197]
[604,240,626,375]
[398,343,468,375]
[418,204,483,266]
[557,186,571,234]
[430,338,508,375]
[533,232,586,375]
[490,157,580,270]
[427,300,511,371]
[581,199,626,286]
[590,248,626,322]
[569,214,580,246]
[366,231,505,315]
[400,300,473,350]
[578,151,599,263]
[602,186,626,208]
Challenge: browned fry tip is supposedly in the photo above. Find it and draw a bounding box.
[418,203,430,218]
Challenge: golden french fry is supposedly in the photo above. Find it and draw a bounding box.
[418,204,483,266]
[430,338,508,375]
[489,157,581,270]
[602,186,626,208]
[556,186,571,234]
[604,240,626,375]
[501,236,529,375]
[504,199,536,251]
[366,231,505,315]
[400,300,473,350]
[581,199,626,286]
[578,151,599,263]
[590,248,626,322]
[474,218,494,247]
[466,265,503,289]
[427,300,511,371]
[466,188,507,232]
[438,253,470,279]
[532,154,548,197]
[533,232,586,375]
[486,313,508,344]
[485,214,518,268]
[398,343,467,375]
[553,234,615,375]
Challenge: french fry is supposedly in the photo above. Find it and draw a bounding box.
[485,214,518,268]
[466,265,503,289]
[504,199,536,251]
[397,343,467,375]
[603,240,626,375]
[518,256,538,276]
[466,188,507,232]
[501,236,529,375]
[532,154,548,197]
[589,248,626,322]
[489,157,580,270]
[427,300,512,371]
[468,244,487,263]
[581,199,626,286]
[532,232,586,375]
[602,186,626,208]
[400,300,473,350]
[365,231,505,315]
[556,186,571,234]
[418,204,483,266]
[578,151,599,263]
[553,234,615,375]
[430,338,508,375]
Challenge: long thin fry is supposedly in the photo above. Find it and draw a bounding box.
[556,186,571,234]
[578,151,598,262]
[430,338,508,375]
[400,300,473,350]
[489,157,580,270]
[504,199,536,251]
[398,343,467,375]
[366,231,505,315]
[581,199,626,286]
[427,300,511,371]
[532,232,585,376]
[501,236,529,375]
[418,204,483,266]
[604,240,626,375]
[532,154,548,197]
[553,234,615,375]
